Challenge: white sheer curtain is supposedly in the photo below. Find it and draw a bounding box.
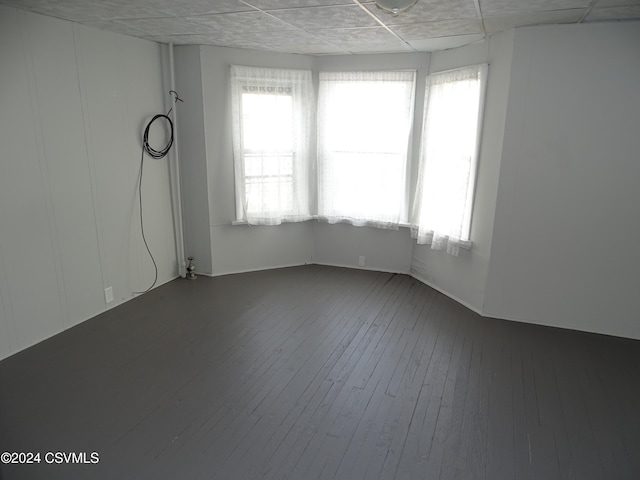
[317,70,416,229]
[230,65,314,225]
[411,64,488,255]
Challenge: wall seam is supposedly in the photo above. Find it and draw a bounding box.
[20,10,69,330]
[72,23,110,306]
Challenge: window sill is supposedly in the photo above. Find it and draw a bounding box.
[232,217,411,228]
[229,218,472,251]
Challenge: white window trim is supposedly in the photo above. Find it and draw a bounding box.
[410,63,488,256]
[230,65,314,225]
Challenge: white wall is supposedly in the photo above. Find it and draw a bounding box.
[313,223,413,273]
[0,7,178,360]
[176,45,317,276]
[410,31,515,312]
[313,52,428,274]
[173,46,213,274]
[484,22,640,339]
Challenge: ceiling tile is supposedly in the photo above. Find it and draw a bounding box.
[149,0,255,17]
[479,0,589,16]
[483,9,584,33]
[0,0,46,7]
[0,0,52,15]
[408,33,485,51]
[307,26,401,42]
[141,34,198,45]
[113,16,214,35]
[593,0,640,7]
[366,0,478,24]
[151,30,254,44]
[33,0,176,22]
[391,18,482,39]
[232,28,325,45]
[196,11,293,32]
[258,43,348,54]
[585,5,640,19]
[147,33,262,48]
[266,5,380,29]
[82,19,150,36]
[2,0,638,55]
[343,40,414,53]
[243,0,355,8]
[2,0,253,19]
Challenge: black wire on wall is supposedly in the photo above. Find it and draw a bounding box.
[134,91,181,294]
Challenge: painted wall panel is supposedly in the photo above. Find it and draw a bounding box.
[0,7,178,360]
[313,223,412,274]
[411,31,515,312]
[75,26,144,300]
[173,46,212,274]
[25,13,104,326]
[211,223,314,275]
[0,238,15,358]
[0,226,16,357]
[484,23,640,339]
[0,6,66,353]
[192,46,316,275]
[118,35,178,288]
[74,25,177,301]
[0,296,11,358]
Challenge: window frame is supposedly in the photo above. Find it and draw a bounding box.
[410,63,489,254]
[316,69,417,229]
[230,65,314,225]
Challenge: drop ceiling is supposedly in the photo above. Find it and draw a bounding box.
[2,0,639,54]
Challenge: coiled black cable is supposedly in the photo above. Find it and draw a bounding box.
[134,113,174,294]
[143,114,174,159]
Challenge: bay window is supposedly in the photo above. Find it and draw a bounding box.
[229,63,488,258]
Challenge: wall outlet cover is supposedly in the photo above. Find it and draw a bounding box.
[104,287,114,304]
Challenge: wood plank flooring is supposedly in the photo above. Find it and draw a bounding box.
[1,265,639,479]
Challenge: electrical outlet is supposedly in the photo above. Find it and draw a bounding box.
[358,256,365,267]
[104,287,114,304]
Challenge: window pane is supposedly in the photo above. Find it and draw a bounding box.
[411,64,488,255]
[230,65,313,224]
[242,93,293,151]
[243,152,294,216]
[241,91,295,217]
[317,71,416,227]
[245,152,294,216]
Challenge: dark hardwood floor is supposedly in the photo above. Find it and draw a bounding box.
[1,265,639,479]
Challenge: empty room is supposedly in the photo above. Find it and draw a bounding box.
[1,0,639,478]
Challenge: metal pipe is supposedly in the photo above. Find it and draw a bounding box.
[168,43,187,278]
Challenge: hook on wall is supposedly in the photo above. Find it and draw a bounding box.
[167,90,183,116]
[170,90,183,103]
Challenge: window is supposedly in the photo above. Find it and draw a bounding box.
[229,64,488,249]
[411,64,488,255]
[317,71,416,228]
[230,66,314,224]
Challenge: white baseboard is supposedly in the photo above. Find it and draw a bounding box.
[311,261,409,275]
[203,262,311,277]
[409,269,484,316]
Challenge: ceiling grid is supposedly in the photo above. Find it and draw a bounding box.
[1,0,638,54]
